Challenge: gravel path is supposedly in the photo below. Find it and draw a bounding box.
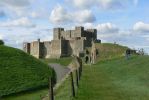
[49,63,70,83]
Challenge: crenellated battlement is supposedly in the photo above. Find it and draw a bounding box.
[53,26,97,41]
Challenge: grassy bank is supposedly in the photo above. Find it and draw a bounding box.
[0,45,53,97]
[41,57,72,66]
[95,43,128,61]
[1,88,48,100]
[74,55,149,100]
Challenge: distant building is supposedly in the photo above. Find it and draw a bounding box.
[23,26,101,58]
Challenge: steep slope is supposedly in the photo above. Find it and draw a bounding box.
[0,45,52,97]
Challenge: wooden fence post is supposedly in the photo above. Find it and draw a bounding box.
[78,67,80,81]
[49,77,54,100]
[79,64,82,80]
[70,72,75,97]
[76,69,79,87]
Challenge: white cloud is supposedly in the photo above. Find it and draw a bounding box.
[49,5,72,24]
[142,35,149,38]
[133,22,149,33]
[97,0,125,9]
[29,6,50,19]
[84,22,126,44]
[49,5,95,24]
[30,12,40,18]
[83,22,148,51]
[0,34,4,40]
[0,26,53,49]
[84,22,119,33]
[0,0,30,8]
[66,0,137,10]
[134,0,139,6]
[0,0,39,17]
[68,0,94,9]
[74,10,96,23]
[96,23,119,33]
[0,17,36,28]
[0,10,6,17]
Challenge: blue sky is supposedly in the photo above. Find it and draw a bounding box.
[0,0,149,53]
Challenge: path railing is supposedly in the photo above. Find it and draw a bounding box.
[48,57,83,100]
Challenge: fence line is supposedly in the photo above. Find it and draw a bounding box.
[48,61,83,100]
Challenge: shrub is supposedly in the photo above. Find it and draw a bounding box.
[0,40,4,45]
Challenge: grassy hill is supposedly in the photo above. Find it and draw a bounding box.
[52,43,149,100]
[95,43,128,60]
[73,55,149,100]
[0,45,53,97]
[85,43,128,63]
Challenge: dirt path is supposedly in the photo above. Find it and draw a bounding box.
[49,63,70,83]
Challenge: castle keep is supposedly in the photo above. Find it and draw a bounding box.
[23,26,100,58]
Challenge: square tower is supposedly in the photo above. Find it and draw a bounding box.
[86,29,97,40]
[53,28,64,40]
[74,26,84,37]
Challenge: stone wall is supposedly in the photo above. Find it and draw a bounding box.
[23,42,30,54]
[50,40,62,58]
[68,39,85,56]
[30,41,41,58]
[42,41,51,58]
[73,39,85,56]
[61,40,69,57]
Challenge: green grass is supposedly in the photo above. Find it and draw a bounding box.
[73,55,149,100]
[97,43,128,60]
[41,57,72,66]
[54,75,73,100]
[1,88,48,100]
[53,55,149,100]
[93,43,128,61]
[0,45,53,97]
[43,71,78,100]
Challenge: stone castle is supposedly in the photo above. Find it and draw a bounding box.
[23,26,101,58]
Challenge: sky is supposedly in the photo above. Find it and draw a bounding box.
[0,0,149,53]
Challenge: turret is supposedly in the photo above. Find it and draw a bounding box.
[53,28,64,40]
[86,29,97,40]
[75,26,84,37]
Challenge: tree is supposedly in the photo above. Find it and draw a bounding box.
[0,40,4,45]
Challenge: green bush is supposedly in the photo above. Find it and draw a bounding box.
[0,40,4,45]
